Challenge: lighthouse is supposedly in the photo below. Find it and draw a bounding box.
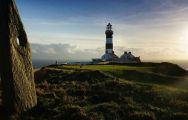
[105,23,114,54]
[101,23,118,61]
[93,23,141,63]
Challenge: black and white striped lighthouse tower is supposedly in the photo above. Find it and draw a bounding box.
[101,23,118,61]
[105,23,114,54]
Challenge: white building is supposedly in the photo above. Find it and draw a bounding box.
[120,51,141,63]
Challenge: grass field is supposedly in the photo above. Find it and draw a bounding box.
[1,63,188,120]
[60,64,188,89]
[62,65,152,72]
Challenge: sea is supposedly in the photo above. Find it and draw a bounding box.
[32,60,91,69]
[32,59,188,70]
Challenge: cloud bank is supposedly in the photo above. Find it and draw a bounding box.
[31,43,102,61]
[31,43,188,61]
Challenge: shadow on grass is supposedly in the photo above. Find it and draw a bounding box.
[108,70,185,86]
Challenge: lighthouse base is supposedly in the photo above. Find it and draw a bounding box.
[101,53,119,61]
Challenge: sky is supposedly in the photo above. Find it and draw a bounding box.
[16,0,188,61]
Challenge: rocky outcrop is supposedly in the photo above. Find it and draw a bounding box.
[0,0,37,115]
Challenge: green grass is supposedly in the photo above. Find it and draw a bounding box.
[62,65,152,71]
[60,65,188,90]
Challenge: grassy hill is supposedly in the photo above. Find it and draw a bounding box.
[1,63,188,120]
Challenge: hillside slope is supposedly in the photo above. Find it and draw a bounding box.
[19,63,188,120]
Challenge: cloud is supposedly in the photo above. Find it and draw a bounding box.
[31,43,102,61]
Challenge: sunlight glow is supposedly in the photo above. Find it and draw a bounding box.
[180,29,188,54]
